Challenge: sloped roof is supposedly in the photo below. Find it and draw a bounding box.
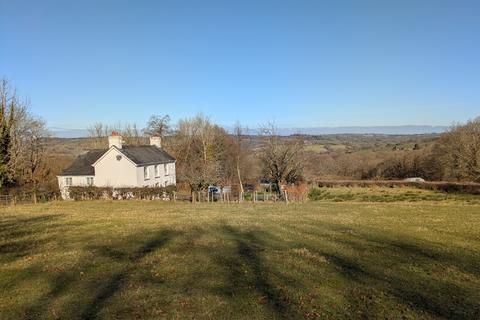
[59,146,175,176]
[59,149,106,176]
[118,146,176,165]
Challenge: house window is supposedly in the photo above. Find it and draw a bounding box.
[86,177,94,186]
[144,166,150,180]
[164,163,169,176]
[65,177,72,186]
[155,165,160,177]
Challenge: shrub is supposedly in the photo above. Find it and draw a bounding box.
[67,186,177,201]
[308,187,328,201]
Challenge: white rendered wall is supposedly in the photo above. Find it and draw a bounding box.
[93,148,138,187]
[136,162,176,187]
[57,175,94,199]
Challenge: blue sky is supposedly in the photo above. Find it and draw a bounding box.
[1,0,479,129]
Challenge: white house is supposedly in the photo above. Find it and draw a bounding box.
[57,133,176,199]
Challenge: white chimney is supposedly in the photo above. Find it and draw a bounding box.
[108,131,123,149]
[150,136,161,148]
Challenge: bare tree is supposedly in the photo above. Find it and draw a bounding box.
[86,122,105,148]
[258,123,304,194]
[122,122,143,145]
[0,78,51,197]
[144,114,171,138]
[23,118,50,202]
[1,79,48,188]
[233,121,246,201]
[86,121,145,147]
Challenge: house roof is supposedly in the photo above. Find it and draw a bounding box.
[59,149,106,176]
[59,146,176,176]
[118,146,176,165]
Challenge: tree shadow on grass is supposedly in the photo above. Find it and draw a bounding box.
[0,214,64,263]
[81,229,181,319]
[216,225,299,319]
[23,229,179,320]
[300,223,480,319]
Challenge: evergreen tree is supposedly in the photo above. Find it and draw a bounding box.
[0,100,7,186]
[0,98,14,187]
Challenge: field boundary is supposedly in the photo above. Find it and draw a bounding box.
[315,180,480,195]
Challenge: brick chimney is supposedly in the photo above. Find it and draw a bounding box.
[108,131,123,149]
[149,136,161,148]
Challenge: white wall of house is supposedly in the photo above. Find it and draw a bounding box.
[93,148,138,187]
[57,175,94,199]
[136,162,176,187]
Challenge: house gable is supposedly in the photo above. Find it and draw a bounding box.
[93,147,138,187]
[92,146,137,167]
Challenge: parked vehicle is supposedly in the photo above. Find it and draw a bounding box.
[208,185,220,194]
[404,177,426,183]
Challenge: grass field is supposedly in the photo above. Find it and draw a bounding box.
[308,187,480,203]
[1,194,480,319]
[304,144,328,153]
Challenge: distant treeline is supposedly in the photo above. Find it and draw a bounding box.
[303,118,480,183]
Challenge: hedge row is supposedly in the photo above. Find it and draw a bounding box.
[67,186,177,201]
[315,180,480,195]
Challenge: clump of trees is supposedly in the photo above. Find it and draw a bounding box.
[170,114,241,200]
[0,78,50,199]
[364,119,480,182]
[433,118,480,182]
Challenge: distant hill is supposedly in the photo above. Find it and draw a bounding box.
[51,125,450,138]
[49,127,90,138]
[230,125,450,136]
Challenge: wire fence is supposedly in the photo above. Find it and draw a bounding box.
[0,195,14,206]
[0,191,61,206]
[0,185,309,206]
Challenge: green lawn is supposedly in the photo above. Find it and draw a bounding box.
[1,198,479,319]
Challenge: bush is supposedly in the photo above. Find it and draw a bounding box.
[308,187,328,200]
[67,186,177,201]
